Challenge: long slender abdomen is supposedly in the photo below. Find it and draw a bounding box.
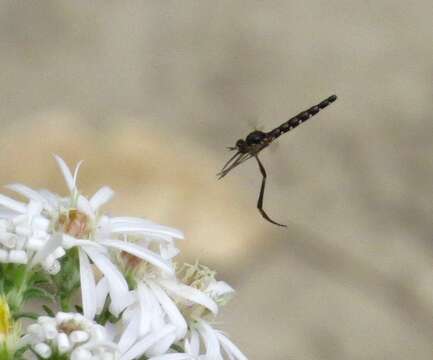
[267,94,337,140]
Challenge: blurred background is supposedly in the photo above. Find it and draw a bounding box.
[1,1,433,359]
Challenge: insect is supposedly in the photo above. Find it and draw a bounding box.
[217,94,337,227]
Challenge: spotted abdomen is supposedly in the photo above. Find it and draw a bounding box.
[268,94,337,140]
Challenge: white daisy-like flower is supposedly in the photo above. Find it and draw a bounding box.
[0,195,64,273]
[162,263,246,360]
[1,155,184,318]
[113,257,244,360]
[112,252,217,360]
[147,323,247,360]
[22,312,118,359]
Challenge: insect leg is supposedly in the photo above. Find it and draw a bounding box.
[254,155,287,227]
[217,153,253,179]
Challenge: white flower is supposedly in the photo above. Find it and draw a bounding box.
[0,154,247,360]
[146,321,247,360]
[3,155,184,319]
[22,312,118,359]
[114,265,215,359]
[0,195,64,273]
[108,249,216,359]
[154,263,246,360]
[114,258,244,360]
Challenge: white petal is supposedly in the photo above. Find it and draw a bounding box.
[0,194,26,213]
[118,314,140,354]
[73,161,83,188]
[77,195,95,220]
[38,190,60,210]
[9,250,28,264]
[62,235,107,252]
[84,247,131,316]
[206,281,235,297]
[187,330,200,355]
[216,331,248,360]
[110,217,184,239]
[148,355,193,360]
[110,217,153,224]
[34,343,52,358]
[137,283,152,337]
[6,184,54,213]
[147,280,187,341]
[148,289,165,333]
[30,234,63,268]
[146,331,176,356]
[70,330,89,343]
[197,321,221,359]
[95,277,110,315]
[159,242,180,260]
[71,347,92,360]
[28,200,43,217]
[120,325,176,360]
[90,186,114,211]
[54,155,75,192]
[57,332,71,353]
[79,248,97,320]
[160,280,218,315]
[104,321,117,341]
[99,240,174,275]
[0,206,18,219]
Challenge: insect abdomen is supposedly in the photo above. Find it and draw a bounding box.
[268,94,337,139]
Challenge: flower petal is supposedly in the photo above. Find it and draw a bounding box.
[95,277,110,315]
[73,160,83,188]
[77,195,95,220]
[216,331,248,360]
[146,331,176,357]
[0,206,18,219]
[206,281,235,298]
[148,355,193,360]
[120,325,176,360]
[186,329,200,356]
[30,234,62,268]
[6,183,54,213]
[99,239,174,275]
[197,320,222,359]
[137,283,152,337]
[38,189,60,210]
[110,217,184,239]
[53,155,75,192]
[118,314,140,354]
[160,279,218,315]
[0,194,26,213]
[83,246,131,316]
[90,186,114,211]
[147,280,187,341]
[79,248,97,320]
[62,234,107,252]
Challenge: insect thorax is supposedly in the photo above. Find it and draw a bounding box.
[236,130,267,153]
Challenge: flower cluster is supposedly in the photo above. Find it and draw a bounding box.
[22,312,117,359]
[0,156,247,360]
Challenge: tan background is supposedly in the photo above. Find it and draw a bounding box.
[1,1,433,359]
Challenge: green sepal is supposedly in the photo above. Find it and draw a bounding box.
[13,311,39,320]
[42,305,55,317]
[23,287,55,303]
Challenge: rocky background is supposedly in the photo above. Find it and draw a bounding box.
[0,1,433,359]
